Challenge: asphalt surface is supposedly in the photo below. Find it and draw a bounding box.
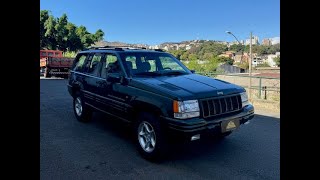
[40,78,280,180]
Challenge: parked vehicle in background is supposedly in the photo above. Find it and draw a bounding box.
[40,50,74,78]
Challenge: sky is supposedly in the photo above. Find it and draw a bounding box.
[40,0,280,45]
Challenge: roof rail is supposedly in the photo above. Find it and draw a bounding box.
[88,45,148,50]
[153,49,164,52]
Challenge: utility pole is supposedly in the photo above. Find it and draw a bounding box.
[249,32,252,99]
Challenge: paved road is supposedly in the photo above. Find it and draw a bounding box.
[40,79,280,180]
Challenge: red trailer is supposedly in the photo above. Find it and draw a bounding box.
[40,50,74,78]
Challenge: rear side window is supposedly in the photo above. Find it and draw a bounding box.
[73,54,88,72]
[87,54,103,76]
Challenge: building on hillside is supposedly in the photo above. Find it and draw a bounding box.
[266,53,280,67]
[262,39,272,46]
[219,51,235,58]
[217,63,246,73]
[252,57,264,67]
[233,52,249,64]
[148,45,160,49]
[245,35,259,45]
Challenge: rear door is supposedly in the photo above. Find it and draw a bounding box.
[81,53,104,106]
[69,53,90,98]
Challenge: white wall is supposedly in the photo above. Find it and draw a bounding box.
[267,55,277,67]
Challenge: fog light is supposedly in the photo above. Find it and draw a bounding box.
[191,134,200,141]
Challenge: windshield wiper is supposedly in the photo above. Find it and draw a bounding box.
[133,71,162,76]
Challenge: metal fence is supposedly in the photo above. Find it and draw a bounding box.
[197,72,280,101]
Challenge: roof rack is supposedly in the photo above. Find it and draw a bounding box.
[86,46,165,52]
[153,49,164,52]
[88,45,147,50]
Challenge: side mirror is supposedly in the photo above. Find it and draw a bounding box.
[106,73,120,83]
[190,70,195,73]
[107,73,129,85]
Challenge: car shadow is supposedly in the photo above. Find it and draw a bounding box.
[89,111,279,163]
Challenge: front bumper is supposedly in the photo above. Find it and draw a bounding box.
[161,104,254,139]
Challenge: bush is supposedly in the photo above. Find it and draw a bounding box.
[63,51,77,58]
[256,62,270,67]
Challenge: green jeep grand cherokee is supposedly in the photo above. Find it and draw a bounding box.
[67,47,254,160]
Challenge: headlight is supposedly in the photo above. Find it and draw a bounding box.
[173,100,200,119]
[240,92,250,107]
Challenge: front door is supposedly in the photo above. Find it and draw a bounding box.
[95,53,129,119]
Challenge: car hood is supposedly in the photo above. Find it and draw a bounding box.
[130,74,244,100]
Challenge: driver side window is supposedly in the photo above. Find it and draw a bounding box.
[100,54,120,79]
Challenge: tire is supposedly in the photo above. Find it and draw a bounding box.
[134,112,168,161]
[73,92,92,122]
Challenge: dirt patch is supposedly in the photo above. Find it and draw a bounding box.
[250,99,280,113]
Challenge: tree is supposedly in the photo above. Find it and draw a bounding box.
[217,56,234,65]
[40,10,105,51]
[255,45,268,55]
[65,22,82,51]
[44,15,57,49]
[268,43,280,54]
[229,44,244,52]
[55,14,69,51]
[199,42,228,57]
[203,56,220,72]
[94,29,104,42]
[168,50,185,59]
[76,26,95,48]
[40,10,50,49]
[273,56,280,67]
[180,51,189,60]
[235,62,249,70]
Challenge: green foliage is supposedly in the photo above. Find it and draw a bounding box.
[40,10,104,51]
[229,44,245,52]
[44,15,57,49]
[63,51,77,58]
[256,62,271,67]
[235,62,249,70]
[180,51,189,60]
[94,29,105,42]
[204,56,220,71]
[40,10,50,48]
[198,41,228,57]
[216,56,234,65]
[243,44,280,55]
[169,50,186,60]
[273,55,280,67]
[169,40,280,72]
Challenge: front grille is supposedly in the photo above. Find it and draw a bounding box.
[200,94,242,118]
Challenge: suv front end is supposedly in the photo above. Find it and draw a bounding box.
[162,91,254,141]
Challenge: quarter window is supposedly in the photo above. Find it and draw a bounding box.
[73,54,88,72]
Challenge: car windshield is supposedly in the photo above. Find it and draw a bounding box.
[119,51,191,77]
